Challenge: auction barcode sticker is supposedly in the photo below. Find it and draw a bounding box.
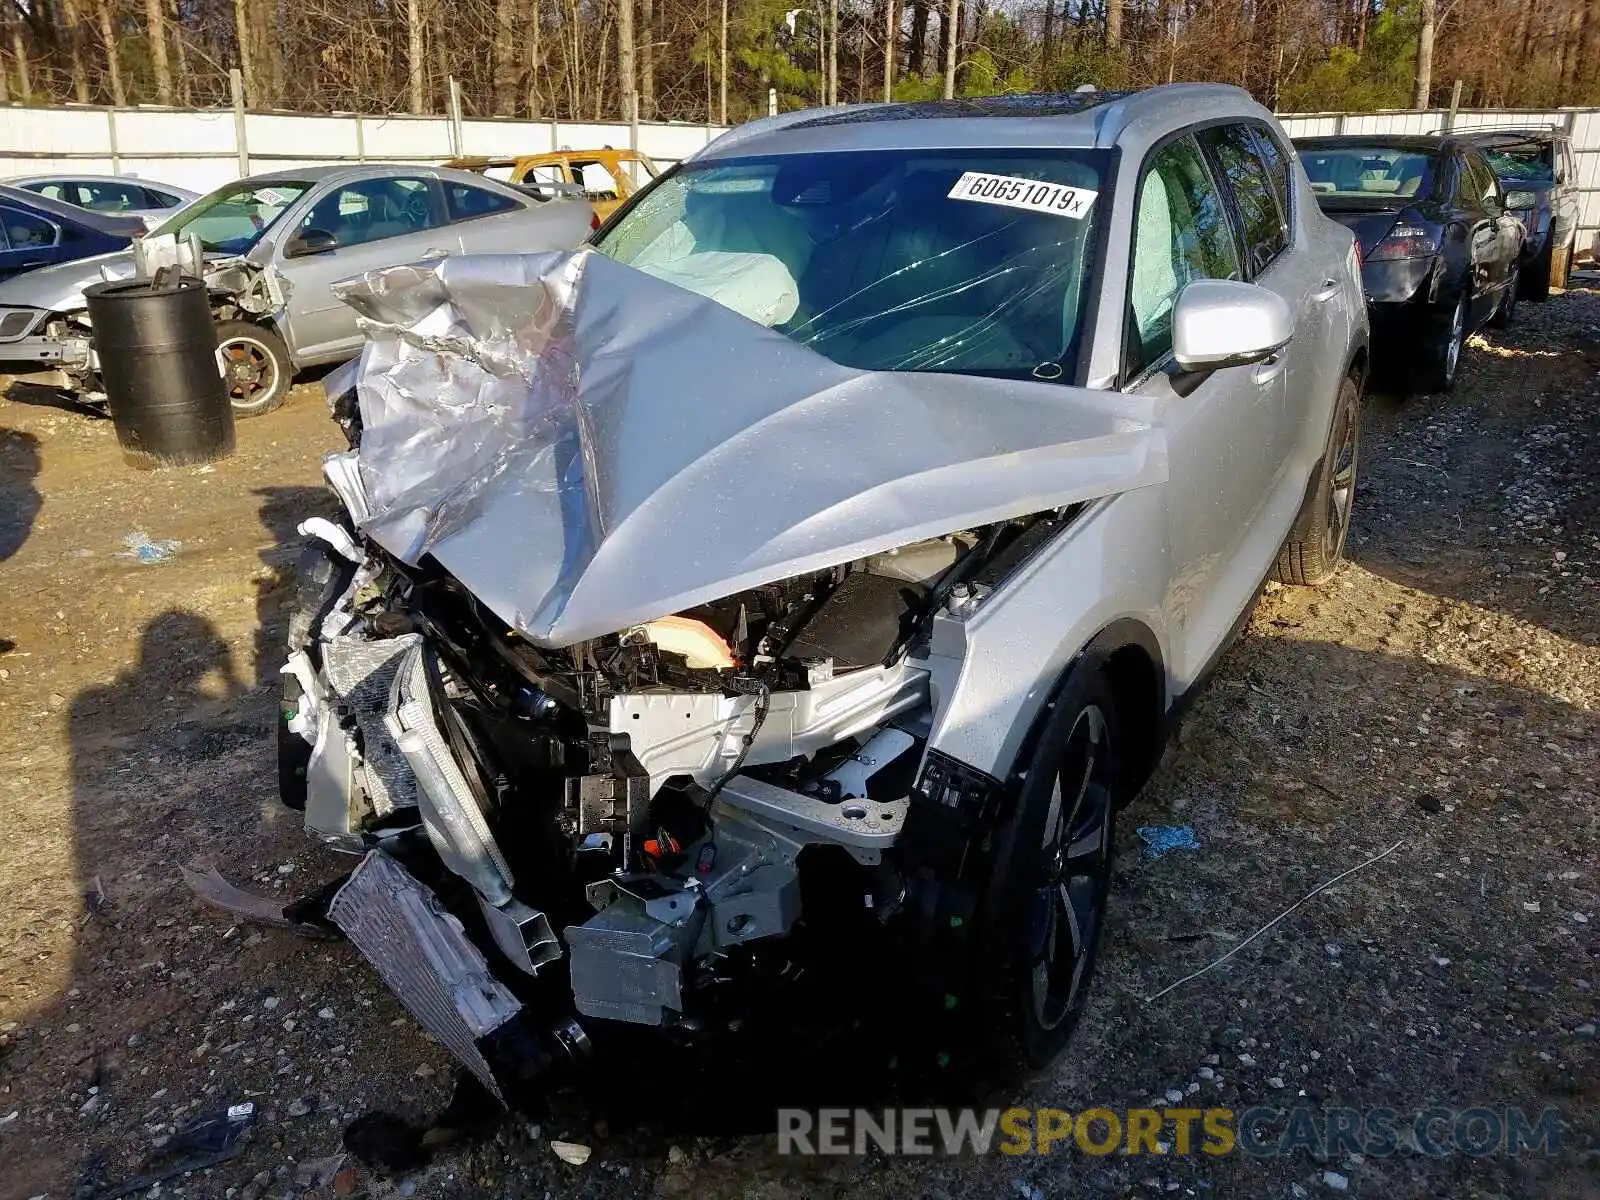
[948,172,1097,219]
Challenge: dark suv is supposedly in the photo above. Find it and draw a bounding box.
[1460,126,1579,301]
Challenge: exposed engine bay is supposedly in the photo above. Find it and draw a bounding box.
[286,487,1072,1057]
[265,248,1166,1100]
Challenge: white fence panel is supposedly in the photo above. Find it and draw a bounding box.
[359,115,456,160]
[0,100,1593,255]
[245,114,362,160]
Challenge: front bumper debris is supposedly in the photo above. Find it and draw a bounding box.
[326,851,522,1100]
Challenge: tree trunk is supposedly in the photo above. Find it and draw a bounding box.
[95,0,125,105]
[406,0,425,113]
[942,0,958,97]
[11,25,30,104]
[172,0,191,106]
[63,0,92,102]
[1355,0,1369,54]
[618,0,635,122]
[494,0,518,113]
[233,0,255,104]
[145,0,172,103]
[909,1,927,75]
[828,0,838,103]
[258,1,279,106]
[432,6,449,113]
[882,0,895,101]
[525,0,542,117]
[1106,0,1121,49]
[720,0,728,122]
[1041,0,1055,70]
[1412,0,1434,108]
[640,0,653,118]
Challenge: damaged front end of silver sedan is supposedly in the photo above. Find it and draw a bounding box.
[263,248,1165,1102]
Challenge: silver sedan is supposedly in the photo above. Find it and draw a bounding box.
[0,164,594,415]
[5,173,200,231]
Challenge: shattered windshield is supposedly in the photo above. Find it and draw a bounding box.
[596,148,1108,380]
[1479,144,1555,184]
[147,180,312,254]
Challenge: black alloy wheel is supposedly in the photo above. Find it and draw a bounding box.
[979,666,1122,1070]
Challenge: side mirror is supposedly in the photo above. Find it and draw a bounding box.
[1504,189,1537,212]
[1172,279,1293,373]
[285,228,338,258]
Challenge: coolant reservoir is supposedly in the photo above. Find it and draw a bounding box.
[638,616,735,669]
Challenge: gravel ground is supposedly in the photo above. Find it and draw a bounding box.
[0,282,1595,1200]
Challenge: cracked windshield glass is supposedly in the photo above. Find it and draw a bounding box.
[596,148,1109,381]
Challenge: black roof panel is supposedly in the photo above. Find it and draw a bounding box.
[788,91,1131,129]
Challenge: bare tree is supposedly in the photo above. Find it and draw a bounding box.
[407,0,425,113]
[493,0,518,113]
[619,0,637,121]
[146,0,173,103]
[1413,0,1435,108]
[94,0,125,104]
[641,0,655,117]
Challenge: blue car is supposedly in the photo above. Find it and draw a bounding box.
[0,183,144,281]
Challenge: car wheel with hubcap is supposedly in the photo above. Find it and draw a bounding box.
[1415,294,1467,393]
[1273,374,1361,586]
[979,665,1121,1070]
[216,320,292,417]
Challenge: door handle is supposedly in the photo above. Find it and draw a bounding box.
[1312,277,1342,302]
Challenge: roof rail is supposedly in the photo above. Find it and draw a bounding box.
[1441,122,1564,137]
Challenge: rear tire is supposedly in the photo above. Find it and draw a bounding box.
[1273,374,1361,587]
[1414,294,1466,393]
[217,320,292,417]
[978,667,1121,1071]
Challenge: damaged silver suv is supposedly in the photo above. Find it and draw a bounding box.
[262,84,1368,1100]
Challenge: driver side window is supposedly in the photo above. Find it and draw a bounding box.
[1126,135,1241,378]
[302,177,440,250]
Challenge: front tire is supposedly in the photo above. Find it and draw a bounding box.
[217,320,292,417]
[1273,374,1361,586]
[1522,239,1554,302]
[979,667,1121,1070]
[1490,266,1519,329]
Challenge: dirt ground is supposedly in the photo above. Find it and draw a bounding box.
[0,281,1596,1200]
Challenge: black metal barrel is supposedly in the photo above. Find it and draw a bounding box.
[84,274,235,466]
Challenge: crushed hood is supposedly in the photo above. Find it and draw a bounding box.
[331,249,1167,647]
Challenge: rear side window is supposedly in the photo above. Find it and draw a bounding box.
[70,180,150,213]
[140,187,186,209]
[1,206,58,248]
[1127,135,1243,376]
[1248,126,1293,238]
[1199,124,1289,276]
[445,182,521,222]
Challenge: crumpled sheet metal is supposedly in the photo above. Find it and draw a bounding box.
[333,247,1169,648]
